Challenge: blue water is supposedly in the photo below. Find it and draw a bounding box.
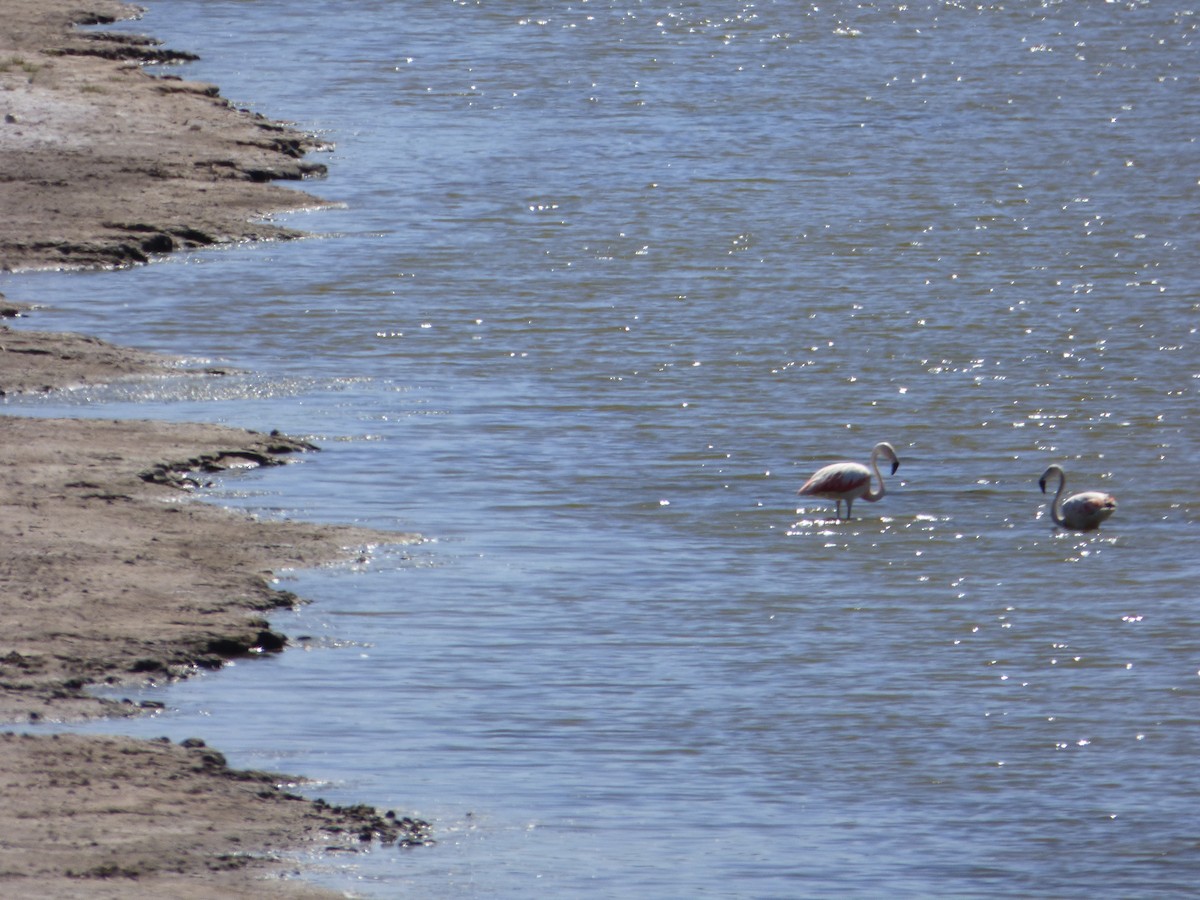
[3,1,1200,895]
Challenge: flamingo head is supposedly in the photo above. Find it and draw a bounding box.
[874,442,901,476]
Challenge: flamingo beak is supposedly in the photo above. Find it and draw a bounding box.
[1038,478,1048,493]
[890,460,900,475]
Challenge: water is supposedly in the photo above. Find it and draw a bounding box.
[3,1,1199,895]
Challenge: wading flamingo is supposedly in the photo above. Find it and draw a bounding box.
[1038,464,1116,531]
[797,441,900,520]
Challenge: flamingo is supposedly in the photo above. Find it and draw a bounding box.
[797,441,900,520]
[1038,464,1116,531]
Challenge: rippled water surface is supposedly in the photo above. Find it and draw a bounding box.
[4,1,1200,896]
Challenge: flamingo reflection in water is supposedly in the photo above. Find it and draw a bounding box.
[797,441,900,520]
[1038,464,1116,531]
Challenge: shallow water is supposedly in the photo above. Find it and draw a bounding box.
[4,1,1200,895]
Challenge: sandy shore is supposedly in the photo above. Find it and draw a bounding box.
[0,2,430,895]
[0,0,332,272]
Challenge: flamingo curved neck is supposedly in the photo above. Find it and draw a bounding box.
[1047,469,1068,526]
[865,449,888,502]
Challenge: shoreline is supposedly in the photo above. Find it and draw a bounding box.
[0,0,332,272]
[0,1,429,895]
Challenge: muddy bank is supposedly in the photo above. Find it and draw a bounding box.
[0,409,430,897]
[0,413,414,723]
[0,316,189,395]
[0,1,432,895]
[0,0,331,271]
[0,732,430,899]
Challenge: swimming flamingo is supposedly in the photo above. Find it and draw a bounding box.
[797,441,900,520]
[1038,464,1116,531]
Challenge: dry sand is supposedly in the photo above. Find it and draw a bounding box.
[0,1,432,895]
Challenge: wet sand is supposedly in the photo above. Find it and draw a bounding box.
[0,0,332,272]
[0,1,429,895]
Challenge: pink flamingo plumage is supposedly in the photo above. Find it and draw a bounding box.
[1038,464,1116,531]
[797,441,900,520]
